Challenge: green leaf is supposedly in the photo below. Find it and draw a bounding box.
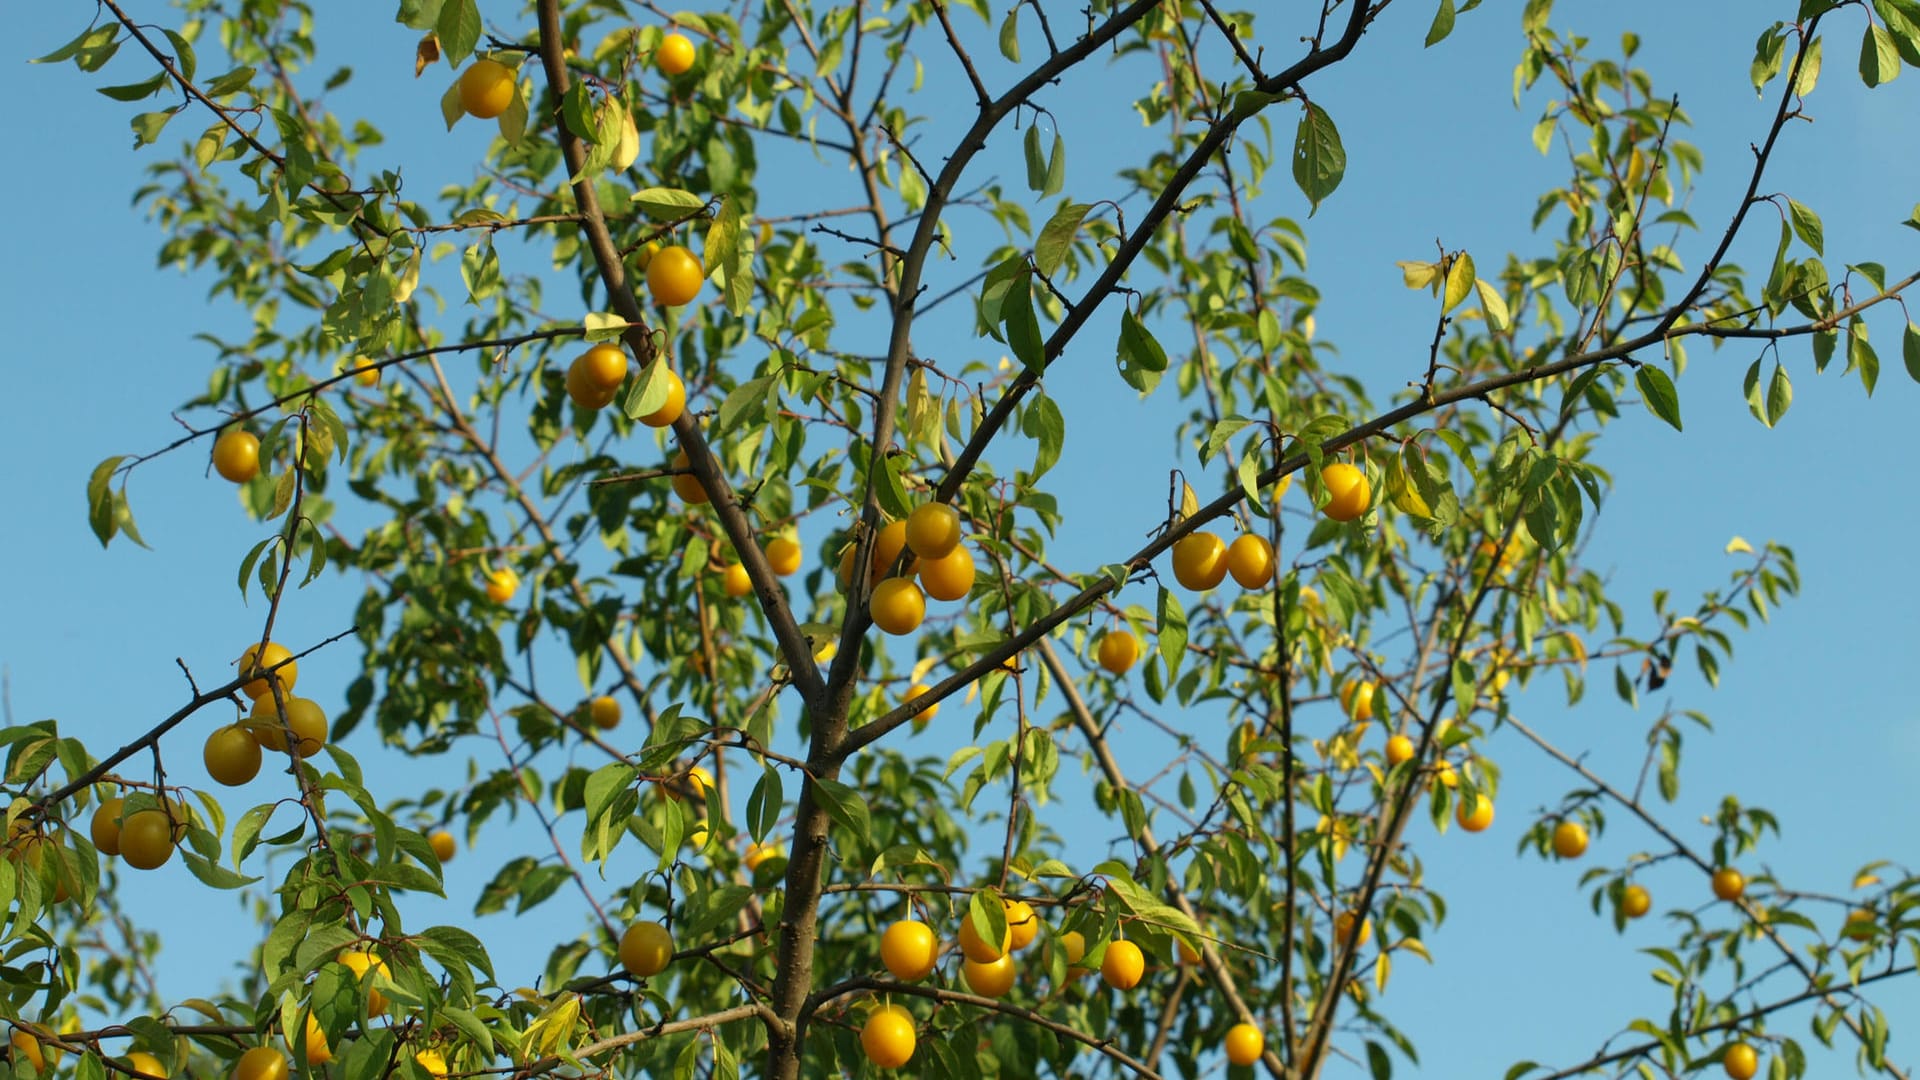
[1035,202,1092,278]
[1904,322,1920,383]
[812,778,872,839]
[1861,23,1902,86]
[416,924,494,981]
[1848,318,1880,395]
[1787,198,1825,255]
[1021,392,1065,481]
[1635,366,1682,431]
[1767,361,1793,426]
[584,762,636,828]
[1752,26,1787,93]
[1116,308,1169,394]
[181,850,261,890]
[130,110,177,148]
[98,73,168,102]
[1156,587,1187,679]
[746,767,783,842]
[630,187,708,219]
[1875,0,1920,64]
[33,25,116,66]
[1426,0,1457,46]
[1024,124,1047,193]
[713,375,775,439]
[998,5,1020,62]
[1003,271,1044,371]
[1043,133,1066,198]
[1796,34,1825,96]
[1291,104,1346,214]
[87,456,124,547]
[873,451,914,523]
[437,0,482,67]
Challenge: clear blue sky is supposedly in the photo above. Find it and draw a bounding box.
[3,2,1917,1076]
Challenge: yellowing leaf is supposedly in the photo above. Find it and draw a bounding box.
[1398,260,1440,291]
[1473,277,1510,330]
[909,654,938,683]
[1443,252,1476,312]
[1374,950,1391,992]
[1395,937,1432,963]
[1180,482,1200,520]
[1853,872,1882,890]
[1725,536,1754,555]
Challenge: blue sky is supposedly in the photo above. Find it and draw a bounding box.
[3,1,1918,1077]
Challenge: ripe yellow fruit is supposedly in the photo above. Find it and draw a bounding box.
[1620,884,1652,919]
[1321,462,1371,521]
[1711,868,1746,902]
[457,59,515,119]
[656,32,696,76]
[1226,533,1275,588]
[880,920,937,981]
[1722,1042,1759,1080]
[1552,820,1589,859]
[879,518,921,580]
[1096,629,1140,675]
[721,562,752,598]
[646,245,705,307]
[204,724,263,785]
[765,536,802,576]
[859,1004,915,1069]
[904,684,938,730]
[1339,679,1375,722]
[961,955,1014,998]
[91,796,125,857]
[349,357,380,387]
[119,809,178,870]
[1457,796,1494,833]
[125,1051,167,1078]
[589,695,621,730]
[485,567,519,603]
[1334,910,1372,948]
[237,642,298,701]
[232,1047,288,1080]
[665,765,713,801]
[957,911,1011,963]
[565,345,626,409]
[413,1050,448,1078]
[1171,532,1229,590]
[1843,909,1877,941]
[744,841,784,872]
[248,696,328,757]
[212,429,260,483]
[338,950,391,1016]
[1224,1023,1265,1067]
[905,503,962,559]
[1005,900,1039,951]
[1385,734,1415,768]
[1100,939,1145,990]
[670,449,709,504]
[619,920,674,977]
[637,367,687,428]
[1432,759,1459,789]
[869,578,926,635]
[917,544,975,602]
[10,1031,62,1073]
[285,1012,330,1066]
[429,830,456,863]
[1059,930,1088,974]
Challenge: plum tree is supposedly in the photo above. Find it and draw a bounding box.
[9,2,1920,1079]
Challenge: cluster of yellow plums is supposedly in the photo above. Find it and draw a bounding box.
[850,503,973,637]
[1164,463,1369,596]
[844,896,1247,1069]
